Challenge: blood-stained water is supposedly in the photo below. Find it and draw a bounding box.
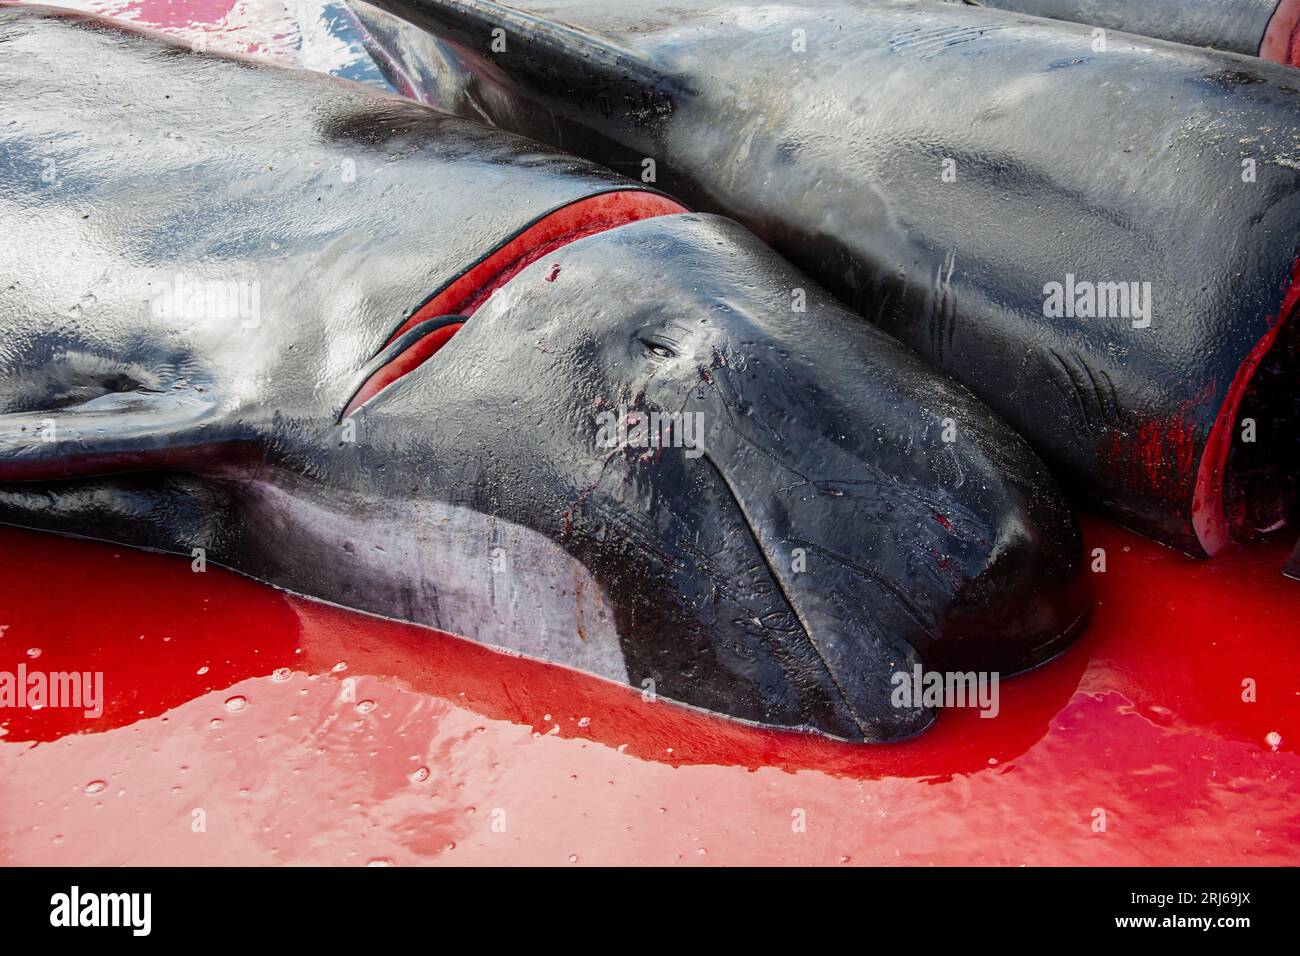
[2,0,1297,866]
[1,515,1296,865]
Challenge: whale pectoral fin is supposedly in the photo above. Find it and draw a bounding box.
[0,390,250,555]
[0,389,249,482]
[0,471,235,558]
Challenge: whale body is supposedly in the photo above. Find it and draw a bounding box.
[0,6,1090,742]
[357,0,1300,557]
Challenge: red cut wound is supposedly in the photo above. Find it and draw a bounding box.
[1259,0,1300,65]
[341,321,464,421]
[1193,257,1300,555]
[341,190,688,419]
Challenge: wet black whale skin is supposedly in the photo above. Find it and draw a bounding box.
[365,0,1300,555]
[966,0,1283,58]
[0,7,1089,741]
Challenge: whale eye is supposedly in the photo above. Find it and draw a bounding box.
[640,338,677,359]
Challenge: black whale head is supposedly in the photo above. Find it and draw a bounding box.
[350,212,1091,741]
[0,207,1089,744]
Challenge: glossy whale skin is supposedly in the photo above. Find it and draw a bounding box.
[963,0,1300,64]
[359,0,1300,557]
[0,6,1090,742]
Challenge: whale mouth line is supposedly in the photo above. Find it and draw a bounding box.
[698,449,875,740]
[340,189,688,419]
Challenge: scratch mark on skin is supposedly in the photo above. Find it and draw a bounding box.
[930,249,958,362]
[941,437,969,491]
[716,416,816,486]
[698,361,738,429]
[1078,354,1112,427]
[774,474,885,498]
[487,513,499,607]
[1099,368,1123,425]
[931,267,944,364]
[889,23,1010,59]
[1046,348,1092,429]
[574,570,586,641]
[873,291,894,329]
[793,538,936,636]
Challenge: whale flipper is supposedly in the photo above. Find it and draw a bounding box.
[0,357,251,558]
[0,387,244,481]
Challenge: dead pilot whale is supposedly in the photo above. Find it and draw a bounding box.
[0,6,1089,742]
[356,0,1300,558]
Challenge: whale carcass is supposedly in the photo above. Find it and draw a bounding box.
[356,0,1300,557]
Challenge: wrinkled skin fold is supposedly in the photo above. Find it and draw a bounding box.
[0,5,1089,741]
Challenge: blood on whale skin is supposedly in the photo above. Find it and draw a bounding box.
[965,0,1300,67]
[0,6,1090,742]
[1195,260,1300,552]
[357,0,1300,557]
